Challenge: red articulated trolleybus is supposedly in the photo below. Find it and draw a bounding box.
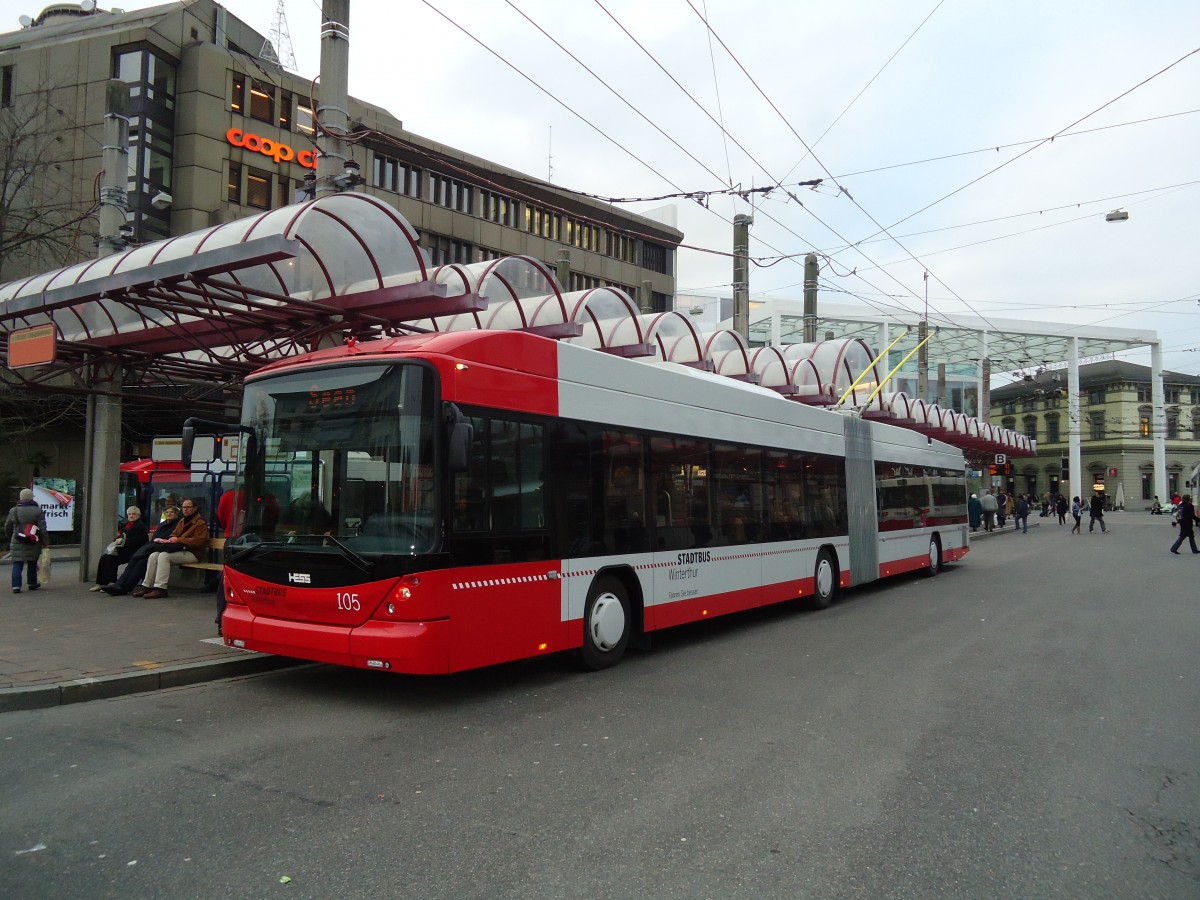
[188,329,968,674]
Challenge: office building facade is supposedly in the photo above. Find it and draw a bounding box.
[0,0,681,305]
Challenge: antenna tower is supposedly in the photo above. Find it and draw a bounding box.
[268,0,298,71]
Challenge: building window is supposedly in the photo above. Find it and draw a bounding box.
[226,164,241,204]
[1165,387,1180,404]
[231,73,245,113]
[641,240,671,274]
[277,91,293,129]
[1193,414,1200,440]
[1,65,13,108]
[1021,398,1037,412]
[1137,385,1152,402]
[481,189,517,226]
[374,154,399,192]
[425,235,474,266]
[1090,412,1105,441]
[246,168,272,209]
[1001,400,1016,415]
[279,176,299,208]
[1191,390,1200,406]
[248,79,274,123]
[1046,415,1060,443]
[1088,388,1105,405]
[428,173,473,212]
[1140,415,1151,437]
[295,101,315,136]
[1168,416,1178,439]
[113,45,177,241]
[1023,417,1037,441]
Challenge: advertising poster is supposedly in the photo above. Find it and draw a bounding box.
[32,477,76,532]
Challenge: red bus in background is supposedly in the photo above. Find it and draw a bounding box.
[119,434,236,526]
[192,330,969,675]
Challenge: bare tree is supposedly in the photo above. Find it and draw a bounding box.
[0,79,99,282]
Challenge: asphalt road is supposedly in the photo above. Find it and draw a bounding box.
[2,516,1198,899]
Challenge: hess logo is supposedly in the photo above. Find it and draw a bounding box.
[287,572,312,584]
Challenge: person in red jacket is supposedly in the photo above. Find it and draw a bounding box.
[133,498,208,599]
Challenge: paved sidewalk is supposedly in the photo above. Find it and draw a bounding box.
[0,547,299,713]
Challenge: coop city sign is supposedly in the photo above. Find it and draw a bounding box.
[226,128,317,169]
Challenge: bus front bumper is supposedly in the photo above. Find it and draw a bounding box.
[222,606,452,675]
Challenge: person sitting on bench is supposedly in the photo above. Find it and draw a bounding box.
[132,498,208,599]
[101,507,179,595]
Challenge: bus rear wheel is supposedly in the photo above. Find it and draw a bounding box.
[811,549,838,610]
[924,535,941,576]
[578,576,631,670]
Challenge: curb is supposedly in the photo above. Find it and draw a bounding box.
[0,653,306,713]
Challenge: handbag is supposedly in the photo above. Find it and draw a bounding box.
[15,523,40,543]
[37,546,51,584]
[104,541,121,555]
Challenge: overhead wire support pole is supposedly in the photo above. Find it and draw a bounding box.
[860,327,939,409]
[833,329,909,408]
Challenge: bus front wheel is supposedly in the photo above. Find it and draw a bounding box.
[578,576,631,670]
[811,549,838,610]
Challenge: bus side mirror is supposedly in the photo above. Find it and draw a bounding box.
[181,422,195,469]
[448,422,472,473]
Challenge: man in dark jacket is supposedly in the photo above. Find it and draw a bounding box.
[1170,494,1198,554]
[1013,495,1030,534]
[1088,492,1108,533]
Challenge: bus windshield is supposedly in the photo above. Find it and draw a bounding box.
[235,363,437,555]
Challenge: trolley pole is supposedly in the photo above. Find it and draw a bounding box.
[802,252,819,343]
[732,214,753,341]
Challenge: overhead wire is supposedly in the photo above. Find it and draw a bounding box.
[828,108,1200,181]
[682,1,997,332]
[847,44,1200,244]
[776,0,946,186]
[593,0,939,322]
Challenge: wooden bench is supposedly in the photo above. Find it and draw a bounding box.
[180,537,225,572]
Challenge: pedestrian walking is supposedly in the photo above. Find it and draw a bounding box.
[1070,496,1082,534]
[968,494,982,532]
[4,488,49,593]
[1014,494,1030,533]
[1170,494,1199,554]
[1056,494,1068,525]
[1088,492,1108,533]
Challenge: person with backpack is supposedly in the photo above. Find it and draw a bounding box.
[1170,494,1199,555]
[4,488,49,593]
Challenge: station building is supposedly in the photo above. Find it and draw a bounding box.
[989,361,1200,507]
[0,0,681,301]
